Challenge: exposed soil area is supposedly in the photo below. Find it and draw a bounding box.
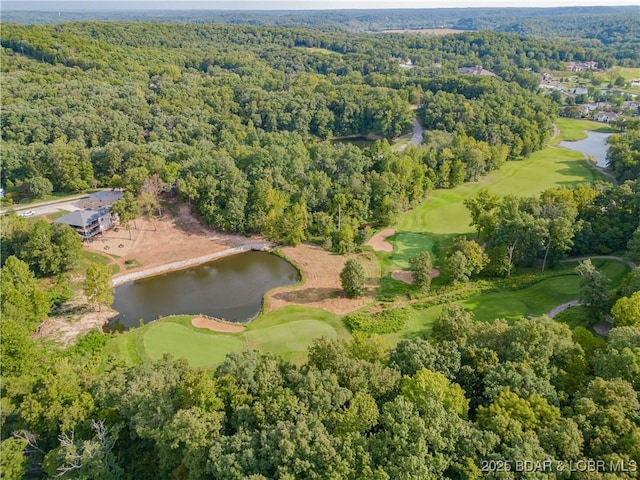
[192,316,246,333]
[85,201,263,280]
[391,268,440,284]
[266,243,380,315]
[392,270,414,284]
[366,228,396,252]
[35,300,118,347]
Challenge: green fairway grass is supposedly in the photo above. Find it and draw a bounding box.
[461,258,629,323]
[104,307,344,369]
[144,322,243,368]
[379,258,630,343]
[461,275,580,322]
[392,143,606,265]
[103,119,623,370]
[553,117,618,143]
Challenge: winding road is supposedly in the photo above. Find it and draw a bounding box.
[546,255,637,320]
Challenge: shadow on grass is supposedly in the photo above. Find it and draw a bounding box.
[389,232,457,268]
[273,287,342,304]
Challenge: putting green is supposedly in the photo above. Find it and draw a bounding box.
[104,307,345,369]
[143,322,243,368]
[244,320,337,354]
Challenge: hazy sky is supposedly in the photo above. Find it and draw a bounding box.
[9,0,640,9]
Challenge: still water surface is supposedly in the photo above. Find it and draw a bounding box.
[110,251,300,330]
[560,131,613,168]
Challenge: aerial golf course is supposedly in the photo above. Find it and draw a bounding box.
[103,119,630,369]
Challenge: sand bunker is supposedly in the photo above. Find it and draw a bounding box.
[366,228,396,252]
[391,268,440,284]
[191,316,245,333]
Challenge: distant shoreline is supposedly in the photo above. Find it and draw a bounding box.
[111,243,271,287]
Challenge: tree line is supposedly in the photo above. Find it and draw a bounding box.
[1,307,638,479]
[462,179,640,278]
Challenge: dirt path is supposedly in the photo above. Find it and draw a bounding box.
[392,270,414,284]
[366,228,396,252]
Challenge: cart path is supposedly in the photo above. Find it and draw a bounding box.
[547,255,636,319]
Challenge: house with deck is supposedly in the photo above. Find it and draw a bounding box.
[54,207,116,240]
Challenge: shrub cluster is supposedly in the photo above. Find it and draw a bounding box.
[344,307,411,334]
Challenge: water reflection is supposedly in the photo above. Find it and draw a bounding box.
[109,251,300,330]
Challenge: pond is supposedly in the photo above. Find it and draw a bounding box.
[560,131,613,168]
[109,251,300,331]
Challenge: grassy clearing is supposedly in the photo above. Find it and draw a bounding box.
[393,144,605,261]
[553,117,618,143]
[81,250,120,274]
[554,306,590,329]
[103,307,344,369]
[463,259,629,322]
[294,46,342,56]
[462,275,580,322]
[597,67,640,83]
[383,258,630,341]
[144,322,243,368]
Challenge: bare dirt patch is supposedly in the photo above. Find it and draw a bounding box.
[392,270,414,284]
[266,243,380,315]
[366,228,396,252]
[35,307,116,347]
[84,200,263,281]
[391,268,440,284]
[192,316,245,333]
[36,200,264,345]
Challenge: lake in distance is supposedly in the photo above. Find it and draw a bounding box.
[110,251,300,330]
[560,130,612,168]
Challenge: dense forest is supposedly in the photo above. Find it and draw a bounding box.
[4,5,639,64]
[1,21,598,249]
[2,16,640,479]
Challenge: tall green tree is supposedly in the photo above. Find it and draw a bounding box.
[444,237,488,282]
[340,259,365,298]
[409,251,433,291]
[576,259,610,319]
[83,263,114,311]
[611,292,640,327]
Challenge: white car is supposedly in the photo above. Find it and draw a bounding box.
[19,210,36,217]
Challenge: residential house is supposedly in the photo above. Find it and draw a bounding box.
[566,61,598,72]
[622,101,640,113]
[458,65,495,76]
[593,111,621,123]
[54,207,117,240]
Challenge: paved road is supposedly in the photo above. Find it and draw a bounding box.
[547,300,581,319]
[561,255,637,271]
[547,255,637,319]
[410,117,424,146]
[394,117,424,152]
[1,189,122,218]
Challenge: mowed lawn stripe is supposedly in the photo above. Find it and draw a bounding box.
[143,322,243,368]
[397,146,600,236]
[244,320,337,354]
